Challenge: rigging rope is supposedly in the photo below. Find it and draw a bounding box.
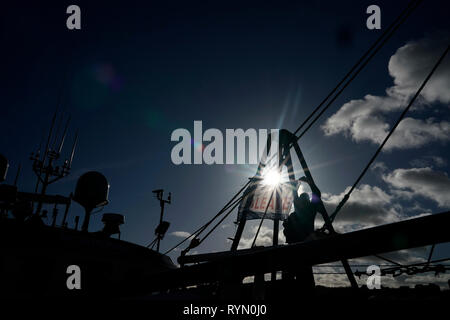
[293,0,423,143]
[164,0,426,255]
[327,44,450,224]
[164,180,251,254]
[374,254,403,267]
[195,195,244,247]
[251,188,276,248]
[292,0,421,136]
[355,257,450,278]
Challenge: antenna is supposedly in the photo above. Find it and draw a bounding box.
[51,66,69,151]
[52,109,64,150]
[30,113,77,216]
[69,131,78,167]
[152,189,172,252]
[0,154,8,182]
[14,163,21,186]
[57,115,71,153]
[42,109,58,162]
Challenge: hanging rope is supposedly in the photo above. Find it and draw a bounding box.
[327,44,450,224]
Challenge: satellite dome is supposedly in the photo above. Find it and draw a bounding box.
[73,171,109,210]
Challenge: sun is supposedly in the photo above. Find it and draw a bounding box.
[262,169,281,186]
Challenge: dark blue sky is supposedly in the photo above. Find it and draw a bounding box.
[1,0,449,286]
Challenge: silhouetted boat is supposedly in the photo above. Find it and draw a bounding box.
[1,124,449,300]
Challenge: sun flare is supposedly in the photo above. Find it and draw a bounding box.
[262,169,281,186]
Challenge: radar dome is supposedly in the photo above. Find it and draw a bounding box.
[73,171,109,210]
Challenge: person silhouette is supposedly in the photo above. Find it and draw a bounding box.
[283,192,317,244]
[282,177,319,292]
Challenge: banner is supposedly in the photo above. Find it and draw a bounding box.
[237,182,295,221]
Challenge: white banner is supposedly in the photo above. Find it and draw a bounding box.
[237,182,295,221]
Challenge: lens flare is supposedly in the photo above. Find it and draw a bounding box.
[263,169,281,186]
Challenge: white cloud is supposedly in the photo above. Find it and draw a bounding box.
[388,35,450,104]
[321,94,403,138]
[238,224,286,249]
[318,165,449,233]
[383,167,450,208]
[169,231,191,238]
[321,35,450,150]
[371,161,388,173]
[384,118,450,150]
[321,184,404,231]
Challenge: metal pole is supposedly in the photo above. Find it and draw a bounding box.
[231,217,246,251]
[156,199,165,253]
[271,219,279,281]
[81,207,93,232]
[61,193,72,227]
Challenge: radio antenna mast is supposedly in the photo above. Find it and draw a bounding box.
[152,189,172,253]
[30,110,77,216]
